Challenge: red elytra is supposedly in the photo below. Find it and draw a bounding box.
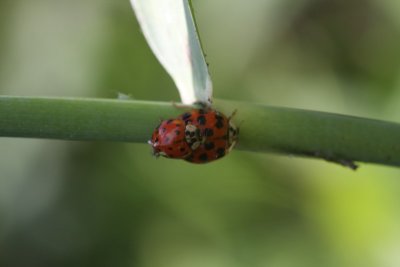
[148,118,191,159]
[149,107,239,163]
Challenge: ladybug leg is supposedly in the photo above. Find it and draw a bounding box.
[158,151,168,158]
[228,109,238,120]
[227,140,237,152]
[228,109,243,137]
[228,122,239,143]
[227,111,240,151]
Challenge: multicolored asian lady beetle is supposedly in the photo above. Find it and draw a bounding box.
[148,118,192,159]
[148,107,239,163]
[179,108,238,163]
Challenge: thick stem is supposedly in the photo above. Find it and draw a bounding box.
[0,96,399,168]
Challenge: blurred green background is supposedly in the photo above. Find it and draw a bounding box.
[1,0,400,266]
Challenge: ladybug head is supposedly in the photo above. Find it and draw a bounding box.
[148,134,161,158]
[150,142,170,159]
[148,118,191,159]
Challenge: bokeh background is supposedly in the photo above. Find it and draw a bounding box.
[1,0,400,266]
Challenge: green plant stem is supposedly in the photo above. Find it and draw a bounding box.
[0,96,399,168]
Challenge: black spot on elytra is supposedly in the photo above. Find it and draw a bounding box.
[215,114,224,121]
[215,120,224,129]
[199,153,208,161]
[181,112,191,120]
[204,128,214,137]
[204,142,215,150]
[216,148,225,158]
[180,147,186,152]
[167,119,173,124]
[175,130,181,135]
[175,123,181,127]
[168,147,173,150]
[197,115,206,125]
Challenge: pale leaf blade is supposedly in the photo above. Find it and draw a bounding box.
[130,0,212,105]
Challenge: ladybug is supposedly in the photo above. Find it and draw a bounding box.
[179,108,238,163]
[149,107,239,163]
[148,118,192,158]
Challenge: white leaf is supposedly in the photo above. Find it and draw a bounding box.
[130,0,212,105]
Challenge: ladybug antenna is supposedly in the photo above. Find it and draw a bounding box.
[228,109,238,120]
